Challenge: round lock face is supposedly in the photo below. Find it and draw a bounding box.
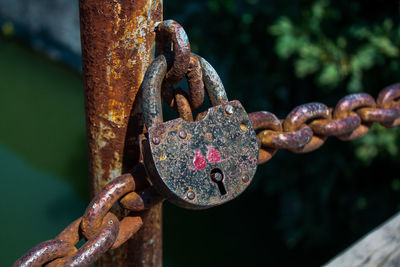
[145,100,259,209]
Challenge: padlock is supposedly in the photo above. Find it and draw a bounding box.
[141,54,259,209]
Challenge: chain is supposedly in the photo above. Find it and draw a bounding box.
[13,20,400,266]
[250,84,400,164]
[13,164,162,267]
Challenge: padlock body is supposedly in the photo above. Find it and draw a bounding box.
[143,100,259,209]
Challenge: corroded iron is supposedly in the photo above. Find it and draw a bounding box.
[141,52,258,209]
[258,127,313,150]
[81,173,136,240]
[309,114,361,136]
[142,55,168,128]
[249,111,282,164]
[79,0,163,265]
[333,93,376,141]
[143,100,259,209]
[283,102,331,153]
[13,240,76,267]
[155,20,191,85]
[14,169,156,267]
[186,55,205,110]
[156,20,191,109]
[56,218,82,245]
[195,55,228,106]
[47,213,120,267]
[120,187,163,212]
[376,83,400,127]
[252,83,400,164]
[174,87,194,122]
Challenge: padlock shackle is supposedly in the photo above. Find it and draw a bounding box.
[194,54,229,106]
[142,54,229,128]
[142,55,168,128]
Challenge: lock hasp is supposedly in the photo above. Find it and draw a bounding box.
[143,100,259,209]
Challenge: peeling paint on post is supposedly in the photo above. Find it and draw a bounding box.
[79,0,163,266]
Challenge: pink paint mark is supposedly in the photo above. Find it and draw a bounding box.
[206,146,229,164]
[207,146,221,164]
[190,150,206,170]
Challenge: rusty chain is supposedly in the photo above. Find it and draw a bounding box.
[14,20,400,266]
[13,164,163,267]
[250,84,400,164]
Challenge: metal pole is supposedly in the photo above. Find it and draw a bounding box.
[79,0,163,266]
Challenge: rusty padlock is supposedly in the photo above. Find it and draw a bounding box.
[141,54,259,209]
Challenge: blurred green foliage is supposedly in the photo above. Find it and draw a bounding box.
[269,0,400,92]
[1,1,400,266]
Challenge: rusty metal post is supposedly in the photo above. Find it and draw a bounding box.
[79,0,163,266]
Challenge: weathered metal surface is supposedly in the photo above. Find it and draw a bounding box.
[149,52,227,124]
[141,51,258,209]
[79,0,163,265]
[80,0,162,193]
[14,170,153,267]
[377,83,400,127]
[48,213,120,267]
[128,202,163,267]
[155,20,191,109]
[81,174,135,239]
[252,83,400,165]
[120,192,146,211]
[357,107,400,123]
[309,114,361,136]
[283,102,330,153]
[249,111,282,131]
[78,173,143,251]
[174,87,194,122]
[142,55,168,128]
[155,20,191,85]
[249,111,282,164]
[13,239,76,267]
[186,55,205,110]
[333,93,375,140]
[121,187,164,211]
[56,217,82,245]
[143,100,259,209]
[258,127,313,150]
[111,217,143,250]
[195,54,228,106]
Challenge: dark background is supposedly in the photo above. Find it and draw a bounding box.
[1,0,400,266]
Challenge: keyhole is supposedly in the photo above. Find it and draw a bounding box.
[210,168,227,195]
